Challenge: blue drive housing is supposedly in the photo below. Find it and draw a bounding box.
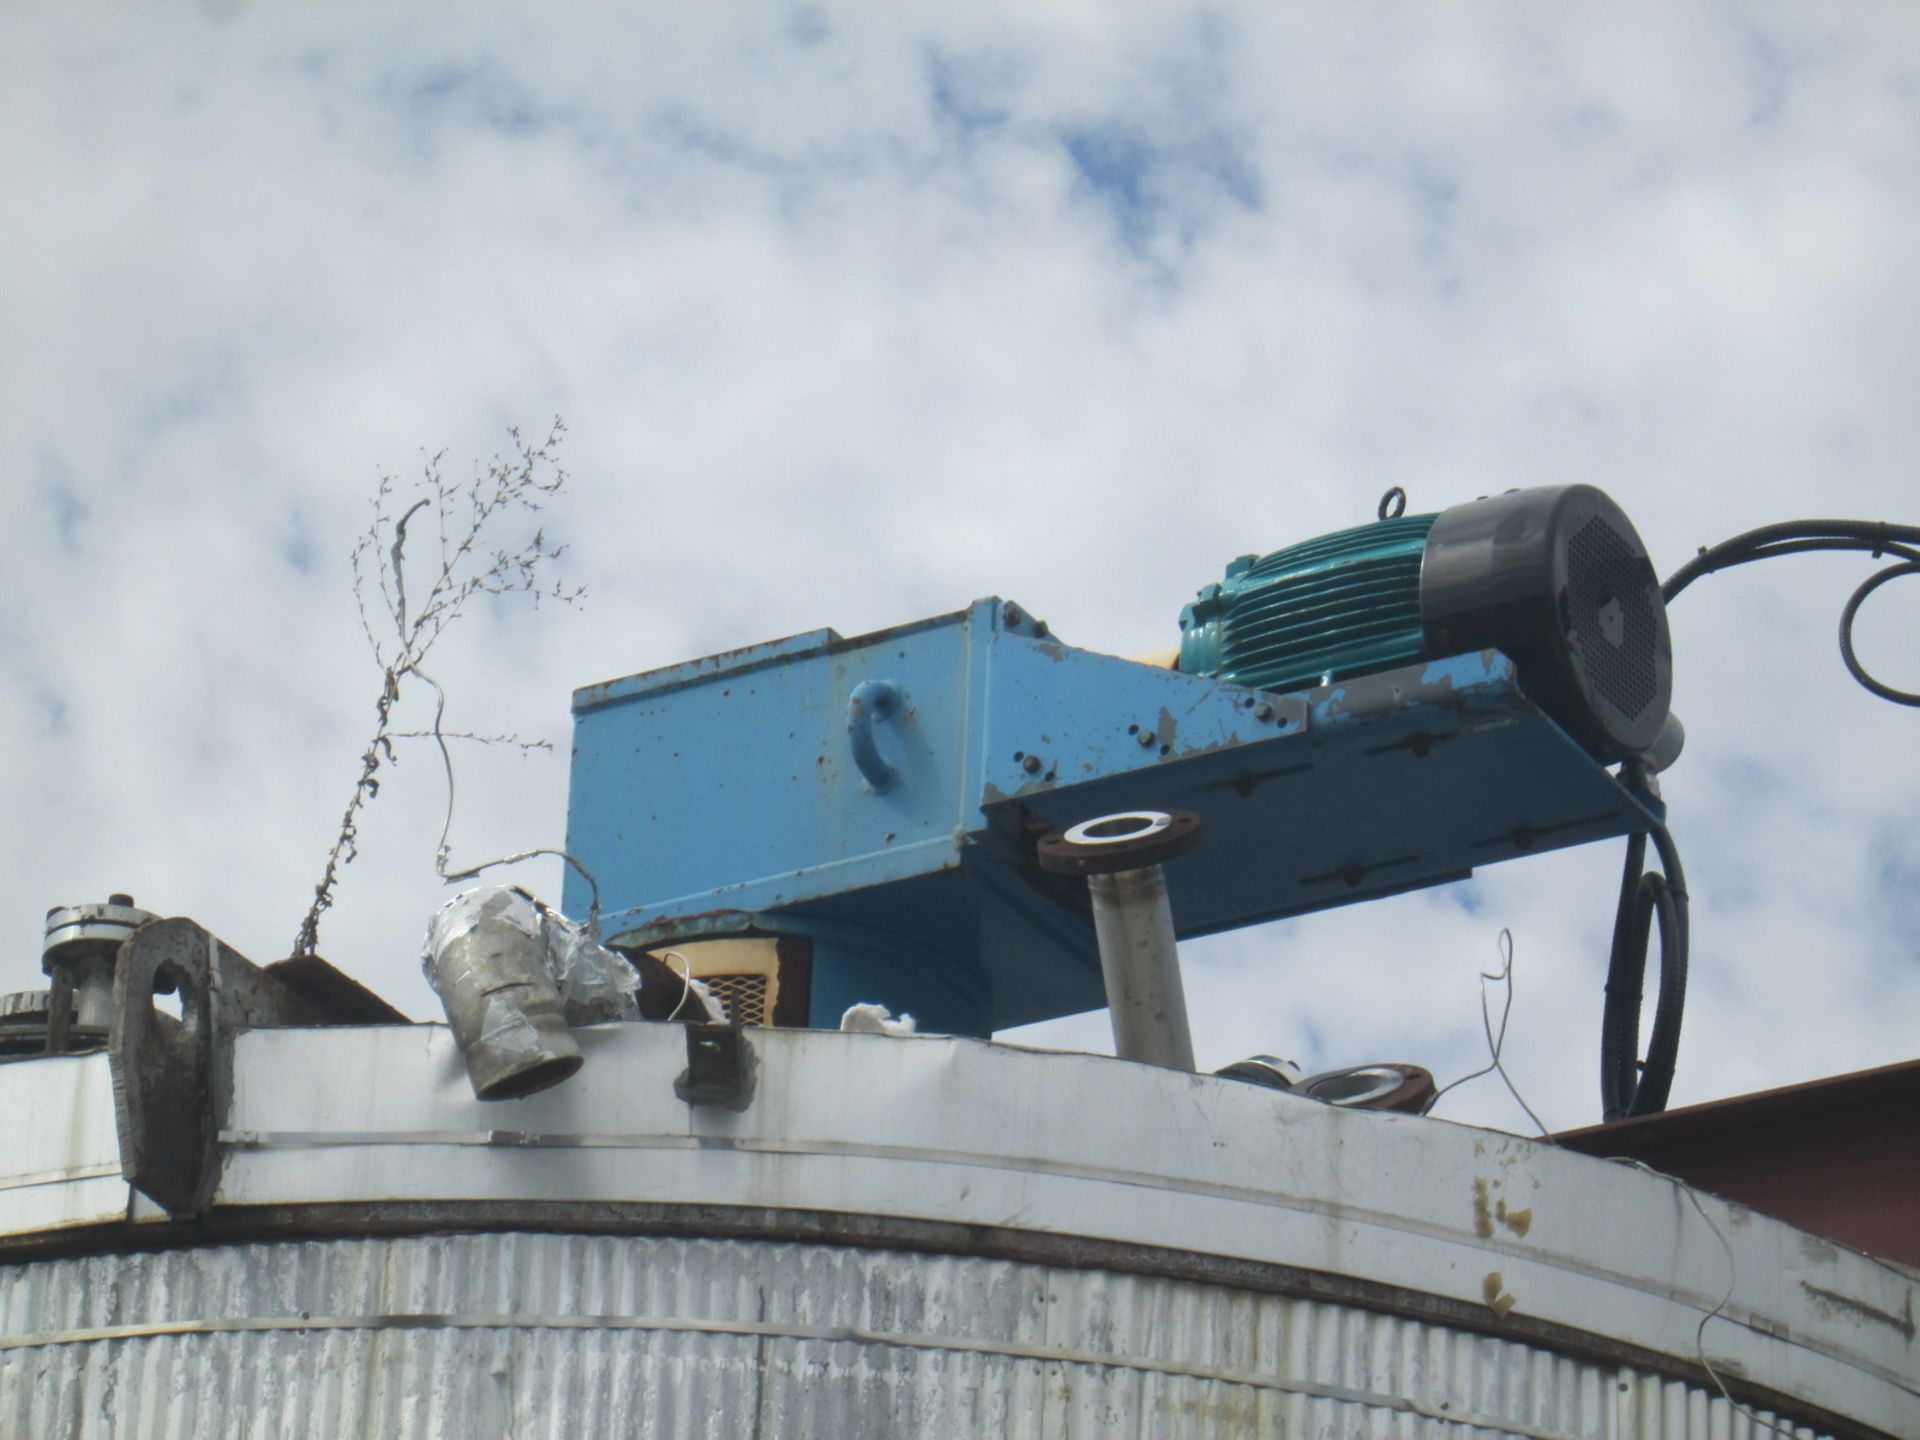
[564,598,1660,1037]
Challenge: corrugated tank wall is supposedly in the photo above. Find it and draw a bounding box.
[0,1232,1824,1439]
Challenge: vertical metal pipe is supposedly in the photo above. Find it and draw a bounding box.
[43,895,153,1053]
[1086,864,1194,1070]
[42,968,73,1055]
[1037,810,1203,1071]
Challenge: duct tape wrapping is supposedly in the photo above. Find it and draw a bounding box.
[422,887,638,1100]
[541,907,643,1025]
[425,887,640,1025]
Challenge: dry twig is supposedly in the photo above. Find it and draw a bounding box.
[294,419,581,957]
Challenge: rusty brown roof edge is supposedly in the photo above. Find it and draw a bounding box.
[1554,1055,1920,1152]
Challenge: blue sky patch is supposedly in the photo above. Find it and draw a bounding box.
[788,8,830,47]
[36,448,88,554]
[400,59,567,147]
[1057,121,1261,254]
[280,508,320,577]
[925,48,1020,139]
[35,687,69,739]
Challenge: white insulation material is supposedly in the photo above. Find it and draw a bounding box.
[839,1002,918,1035]
[0,1232,1826,1439]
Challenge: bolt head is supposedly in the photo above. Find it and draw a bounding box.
[1136,729,1157,748]
[1254,703,1274,722]
[1022,754,1043,774]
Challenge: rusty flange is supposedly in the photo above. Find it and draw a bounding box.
[1035,809,1203,877]
[1295,1063,1437,1115]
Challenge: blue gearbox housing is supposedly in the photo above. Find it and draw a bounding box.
[565,488,1671,1039]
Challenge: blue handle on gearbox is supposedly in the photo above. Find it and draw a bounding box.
[846,680,902,792]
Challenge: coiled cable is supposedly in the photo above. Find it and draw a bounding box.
[1598,515,1915,1119]
[1663,518,1920,707]
[1600,764,1688,1120]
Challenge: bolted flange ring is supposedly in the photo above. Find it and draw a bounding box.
[1036,809,1203,876]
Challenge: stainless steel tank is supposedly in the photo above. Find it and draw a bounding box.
[2,1021,1911,1437]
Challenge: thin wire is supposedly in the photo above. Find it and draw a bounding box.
[412,664,458,869]
[389,729,552,751]
[1426,929,1553,1140]
[658,950,697,1022]
[441,847,603,939]
[1482,932,1553,1140]
[1606,1158,1804,1438]
[414,663,603,935]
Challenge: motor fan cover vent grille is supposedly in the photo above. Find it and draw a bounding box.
[1566,515,1660,724]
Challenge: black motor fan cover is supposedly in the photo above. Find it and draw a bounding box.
[1419,485,1672,761]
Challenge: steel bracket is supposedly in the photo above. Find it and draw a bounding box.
[674,1023,757,1110]
[108,919,397,1217]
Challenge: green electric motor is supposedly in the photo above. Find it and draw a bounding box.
[1177,485,1674,762]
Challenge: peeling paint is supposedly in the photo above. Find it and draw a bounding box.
[1481,1271,1517,1318]
[1494,1199,1533,1238]
[1473,1177,1495,1238]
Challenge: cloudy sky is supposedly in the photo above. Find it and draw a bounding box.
[4,3,1916,1132]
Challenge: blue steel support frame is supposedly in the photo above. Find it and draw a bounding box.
[565,598,1662,1036]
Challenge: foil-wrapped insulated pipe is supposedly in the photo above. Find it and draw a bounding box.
[1038,810,1202,1071]
[424,888,588,1101]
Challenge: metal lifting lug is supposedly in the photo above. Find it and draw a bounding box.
[110,918,407,1217]
[674,1022,757,1111]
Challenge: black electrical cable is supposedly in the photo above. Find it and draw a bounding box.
[1600,768,1689,1120]
[1662,517,1920,706]
[1597,515,1917,1119]
[1839,560,1920,706]
[1660,518,1920,599]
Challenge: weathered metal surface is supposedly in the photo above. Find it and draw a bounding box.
[1558,1057,1920,1269]
[0,1052,131,1234]
[0,987,108,1058]
[262,955,411,1025]
[673,1023,756,1109]
[43,897,156,1047]
[1,1024,1911,1433]
[108,919,382,1216]
[120,1032,1920,1427]
[0,1232,1828,1438]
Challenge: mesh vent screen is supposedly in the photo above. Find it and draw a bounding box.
[703,973,772,1027]
[1567,516,1659,719]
